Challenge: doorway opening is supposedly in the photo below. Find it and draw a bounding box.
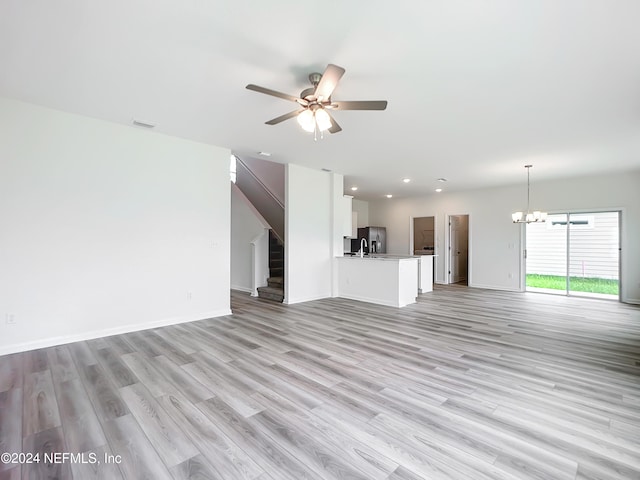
[448,214,469,285]
[413,216,435,255]
[525,211,620,300]
[413,216,436,283]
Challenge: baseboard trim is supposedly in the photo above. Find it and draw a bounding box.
[283,293,331,305]
[335,293,414,308]
[470,283,521,292]
[231,284,253,294]
[0,308,232,356]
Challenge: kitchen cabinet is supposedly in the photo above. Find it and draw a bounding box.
[342,195,355,237]
[336,255,419,307]
[351,212,358,238]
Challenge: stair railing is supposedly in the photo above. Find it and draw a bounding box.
[235,156,285,243]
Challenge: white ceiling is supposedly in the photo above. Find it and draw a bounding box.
[2,0,640,199]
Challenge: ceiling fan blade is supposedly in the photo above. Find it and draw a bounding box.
[265,109,304,125]
[314,64,346,102]
[246,84,307,105]
[327,112,342,134]
[332,100,388,110]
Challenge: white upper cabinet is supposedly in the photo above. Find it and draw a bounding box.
[342,195,354,237]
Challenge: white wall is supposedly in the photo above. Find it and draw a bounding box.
[285,164,333,304]
[369,170,640,303]
[230,184,269,293]
[240,156,285,205]
[0,98,232,354]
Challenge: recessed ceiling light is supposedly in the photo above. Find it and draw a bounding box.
[386,194,393,198]
[258,151,271,157]
[351,186,358,191]
[435,188,443,193]
[437,178,447,182]
[403,178,411,183]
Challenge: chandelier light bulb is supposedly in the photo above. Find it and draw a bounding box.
[297,109,315,132]
[315,108,332,132]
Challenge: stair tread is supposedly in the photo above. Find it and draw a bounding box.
[257,286,284,294]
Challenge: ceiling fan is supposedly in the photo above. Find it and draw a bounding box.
[246,64,387,135]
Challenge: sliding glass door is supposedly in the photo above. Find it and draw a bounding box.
[526,214,567,295]
[526,211,620,300]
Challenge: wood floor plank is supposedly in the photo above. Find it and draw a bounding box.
[76,363,129,422]
[181,362,264,418]
[158,392,264,480]
[94,347,138,388]
[22,370,61,437]
[250,408,372,480]
[0,466,20,480]
[120,352,175,397]
[153,356,214,404]
[0,389,22,474]
[153,327,198,356]
[102,414,173,480]
[21,426,71,480]
[119,383,199,468]
[56,378,107,453]
[22,349,49,375]
[67,341,98,368]
[251,389,398,480]
[143,330,193,366]
[46,345,79,385]
[70,444,124,480]
[0,355,23,393]
[195,396,318,480]
[169,454,225,480]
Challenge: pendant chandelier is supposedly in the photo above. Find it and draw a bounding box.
[512,165,547,223]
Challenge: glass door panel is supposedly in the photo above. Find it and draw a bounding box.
[568,212,620,299]
[526,213,567,295]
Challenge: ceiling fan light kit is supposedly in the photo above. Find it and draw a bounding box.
[512,165,547,223]
[297,109,315,132]
[246,64,388,138]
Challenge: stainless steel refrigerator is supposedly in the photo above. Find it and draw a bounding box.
[352,226,386,254]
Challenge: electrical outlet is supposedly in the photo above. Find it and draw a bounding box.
[187,292,193,300]
[508,273,513,279]
[6,314,16,325]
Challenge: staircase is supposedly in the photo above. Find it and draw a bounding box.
[234,156,285,303]
[257,230,284,302]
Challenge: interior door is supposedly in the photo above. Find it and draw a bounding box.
[450,217,460,283]
[449,215,469,284]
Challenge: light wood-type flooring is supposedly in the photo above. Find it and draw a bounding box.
[1,285,639,479]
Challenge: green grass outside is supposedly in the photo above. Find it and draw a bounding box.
[526,274,619,295]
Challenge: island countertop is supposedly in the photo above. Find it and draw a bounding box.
[339,253,433,260]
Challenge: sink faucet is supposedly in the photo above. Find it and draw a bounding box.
[359,238,368,258]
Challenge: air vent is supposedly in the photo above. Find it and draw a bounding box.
[132,119,155,128]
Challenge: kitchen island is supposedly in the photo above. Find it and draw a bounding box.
[336,255,421,307]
